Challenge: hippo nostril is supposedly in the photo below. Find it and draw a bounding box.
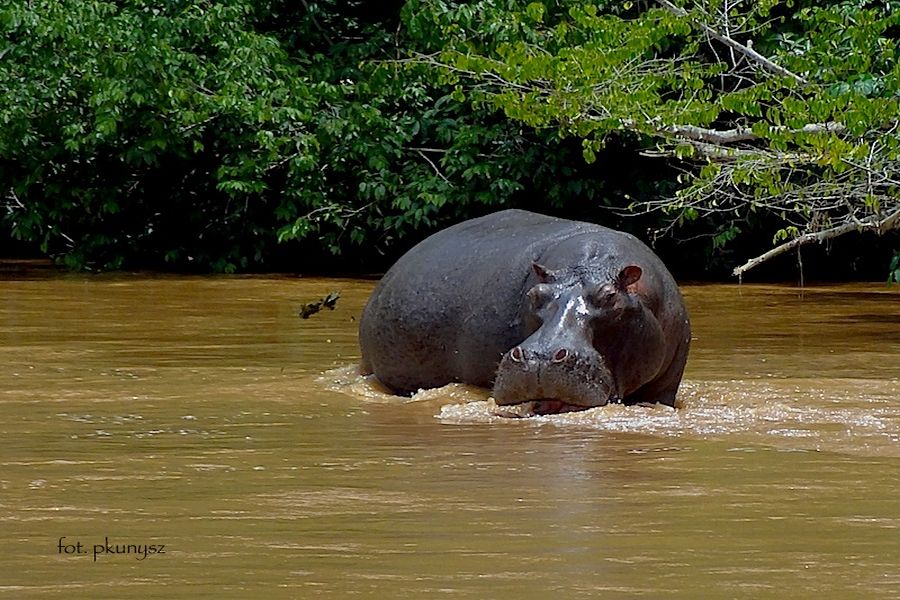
[510,346,524,363]
[552,348,569,363]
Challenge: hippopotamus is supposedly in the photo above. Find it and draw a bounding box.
[358,209,690,415]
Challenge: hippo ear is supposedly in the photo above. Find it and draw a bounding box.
[532,262,557,283]
[616,265,642,290]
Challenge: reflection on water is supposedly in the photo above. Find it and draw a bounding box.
[0,273,898,598]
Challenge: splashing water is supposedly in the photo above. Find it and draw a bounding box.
[321,366,899,457]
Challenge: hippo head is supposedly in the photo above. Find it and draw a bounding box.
[492,262,643,415]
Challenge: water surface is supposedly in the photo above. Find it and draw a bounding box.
[1,273,898,598]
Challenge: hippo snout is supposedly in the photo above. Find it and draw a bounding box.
[508,346,572,365]
[492,343,615,412]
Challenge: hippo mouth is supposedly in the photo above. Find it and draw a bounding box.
[493,396,620,418]
[529,399,588,415]
[492,341,619,418]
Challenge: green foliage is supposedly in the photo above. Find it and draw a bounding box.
[411,0,900,274]
[1,0,319,270]
[2,0,896,275]
[889,251,900,285]
[0,0,612,271]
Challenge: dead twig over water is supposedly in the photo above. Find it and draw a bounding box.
[299,291,340,319]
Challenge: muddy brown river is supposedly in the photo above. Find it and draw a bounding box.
[1,272,898,598]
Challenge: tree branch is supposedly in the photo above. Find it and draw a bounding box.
[300,0,334,47]
[7,189,26,210]
[732,206,900,277]
[655,0,808,85]
[640,142,813,162]
[652,120,845,144]
[415,149,453,185]
[407,53,845,147]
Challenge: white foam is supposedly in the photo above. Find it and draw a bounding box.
[320,367,900,456]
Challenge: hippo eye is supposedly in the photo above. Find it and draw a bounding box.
[588,287,616,309]
[527,284,553,310]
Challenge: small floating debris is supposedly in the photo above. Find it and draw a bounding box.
[299,291,340,319]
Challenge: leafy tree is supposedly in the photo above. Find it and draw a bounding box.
[0,0,615,271]
[4,0,896,276]
[1,0,322,270]
[409,0,900,276]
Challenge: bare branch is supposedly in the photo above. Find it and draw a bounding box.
[402,54,538,93]
[299,0,334,47]
[266,151,303,172]
[650,120,845,144]
[732,206,900,276]
[6,189,26,210]
[647,138,827,162]
[179,115,217,134]
[877,205,900,234]
[415,149,453,185]
[841,157,900,188]
[408,147,449,154]
[655,0,807,84]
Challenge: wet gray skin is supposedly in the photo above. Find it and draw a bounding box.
[359,210,690,416]
[493,263,647,415]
